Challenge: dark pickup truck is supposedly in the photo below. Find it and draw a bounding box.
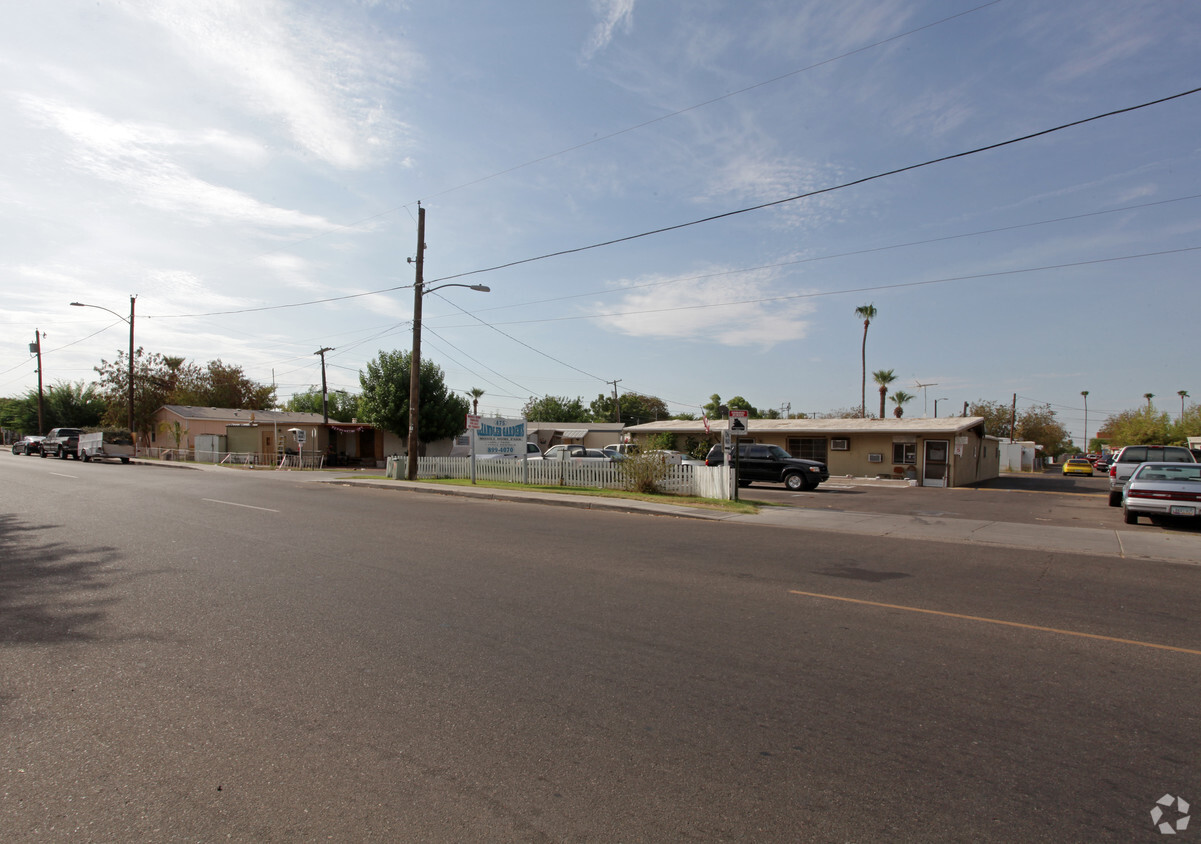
[40,427,84,459]
[706,442,830,490]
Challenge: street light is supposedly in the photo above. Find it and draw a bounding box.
[1081,390,1089,453]
[406,207,489,480]
[71,296,136,447]
[933,397,948,417]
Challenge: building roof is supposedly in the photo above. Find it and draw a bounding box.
[626,416,988,436]
[159,405,329,425]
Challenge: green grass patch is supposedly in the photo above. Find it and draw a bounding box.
[411,477,758,514]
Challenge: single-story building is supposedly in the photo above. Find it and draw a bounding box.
[625,416,1000,488]
[149,405,392,465]
[527,422,627,452]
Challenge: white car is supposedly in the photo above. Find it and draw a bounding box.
[1122,462,1201,525]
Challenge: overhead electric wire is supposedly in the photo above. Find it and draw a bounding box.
[144,85,1201,321]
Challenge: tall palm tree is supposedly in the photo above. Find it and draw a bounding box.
[873,369,896,419]
[891,389,914,418]
[1144,392,1155,411]
[854,303,877,417]
[469,387,485,415]
[1179,389,1190,419]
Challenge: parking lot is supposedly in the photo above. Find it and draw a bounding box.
[740,469,1201,534]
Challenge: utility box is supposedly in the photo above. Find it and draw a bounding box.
[195,434,227,463]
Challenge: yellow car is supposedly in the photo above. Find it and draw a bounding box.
[1062,457,1094,476]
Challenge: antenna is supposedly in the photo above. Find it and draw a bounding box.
[914,380,939,417]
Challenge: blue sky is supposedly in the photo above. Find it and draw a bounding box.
[2,0,1198,445]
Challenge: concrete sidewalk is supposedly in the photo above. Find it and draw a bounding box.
[326,475,1201,566]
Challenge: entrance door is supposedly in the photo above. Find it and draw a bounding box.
[923,440,949,487]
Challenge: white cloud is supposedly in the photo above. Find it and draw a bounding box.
[125,0,415,169]
[19,95,338,230]
[584,0,635,59]
[592,269,814,349]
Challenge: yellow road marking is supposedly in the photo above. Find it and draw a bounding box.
[788,590,1201,656]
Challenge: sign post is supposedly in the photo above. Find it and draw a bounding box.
[466,414,481,484]
[729,410,749,501]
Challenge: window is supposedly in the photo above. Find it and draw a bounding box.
[831,438,849,451]
[788,437,828,461]
[893,442,917,464]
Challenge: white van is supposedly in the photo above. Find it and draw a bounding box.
[77,430,135,463]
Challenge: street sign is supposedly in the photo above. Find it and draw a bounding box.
[466,414,481,430]
[729,409,749,435]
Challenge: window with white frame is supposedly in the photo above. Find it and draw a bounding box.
[893,442,917,464]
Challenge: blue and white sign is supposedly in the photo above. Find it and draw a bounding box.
[476,416,528,456]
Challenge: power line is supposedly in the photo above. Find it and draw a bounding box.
[144,85,1201,321]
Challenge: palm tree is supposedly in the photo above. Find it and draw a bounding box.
[891,389,914,418]
[1179,389,1190,419]
[469,387,485,415]
[854,303,878,417]
[873,369,896,419]
[1144,392,1155,411]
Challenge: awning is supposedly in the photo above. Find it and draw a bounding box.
[330,425,371,433]
[560,429,589,439]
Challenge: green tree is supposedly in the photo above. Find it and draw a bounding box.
[873,369,896,420]
[521,395,591,423]
[854,303,878,418]
[285,387,359,422]
[1015,403,1072,455]
[1101,406,1175,446]
[589,392,669,425]
[969,399,1013,439]
[701,394,724,418]
[359,350,468,445]
[890,390,914,418]
[727,396,758,417]
[198,360,275,410]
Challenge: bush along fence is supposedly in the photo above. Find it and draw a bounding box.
[386,456,734,500]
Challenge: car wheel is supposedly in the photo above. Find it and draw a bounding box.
[121,457,130,464]
[783,473,805,491]
[40,449,47,458]
[1123,508,1138,525]
[1107,490,1122,507]
[81,451,90,462]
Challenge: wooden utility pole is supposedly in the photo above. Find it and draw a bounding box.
[608,379,622,424]
[32,330,44,434]
[406,204,426,482]
[1010,393,1017,442]
[314,347,334,423]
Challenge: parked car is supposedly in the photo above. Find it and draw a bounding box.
[11,435,45,455]
[1061,457,1094,476]
[704,442,829,491]
[1121,462,1201,525]
[77,430,135,463]
[1107,444,1196,506]
[535,444,623,463]
[40,427,84,459]
[1092,458,1110,472]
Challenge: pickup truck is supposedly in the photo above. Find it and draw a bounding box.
[1107,444,1196,506]
[40,427,84,459]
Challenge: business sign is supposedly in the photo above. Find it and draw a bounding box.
[466,414,481,431]
[476,416,527,456]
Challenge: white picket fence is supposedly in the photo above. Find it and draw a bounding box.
[387,456,734,499]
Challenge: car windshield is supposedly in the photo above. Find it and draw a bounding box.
[766,445,791,460]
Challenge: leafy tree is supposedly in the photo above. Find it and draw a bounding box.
[1101,407,1176,446]
[873,369,896,420]
[3,382,105,432]
[1,392,41,433]
[359,350,468,445]
[197,360,275,410]
[285,387,360,422]
[969,400,1013,439]
[521,395,591,423]
[727,396,758,417]
[1015,403,1072,455]
[890,390,914,418]
[1171,402,1201,442]
[701,394,724,418]
[854,303,877,418]
[589,392,669,425]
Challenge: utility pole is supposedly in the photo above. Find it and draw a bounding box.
[32,330,44,434]
[608,379,622,424]
[406,204,427,482]
[1010,393,1017,442]
[314,347,334,423]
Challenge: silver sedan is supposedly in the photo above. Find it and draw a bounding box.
[1122,462,1201,525]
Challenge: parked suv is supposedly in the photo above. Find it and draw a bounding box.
[1107,444,1196,506]
[705,442,829,491]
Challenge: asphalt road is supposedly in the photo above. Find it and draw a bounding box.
[3,454,1199,841]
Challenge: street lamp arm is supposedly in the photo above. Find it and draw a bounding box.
[424,283,490,295]
[71,301,130,323]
